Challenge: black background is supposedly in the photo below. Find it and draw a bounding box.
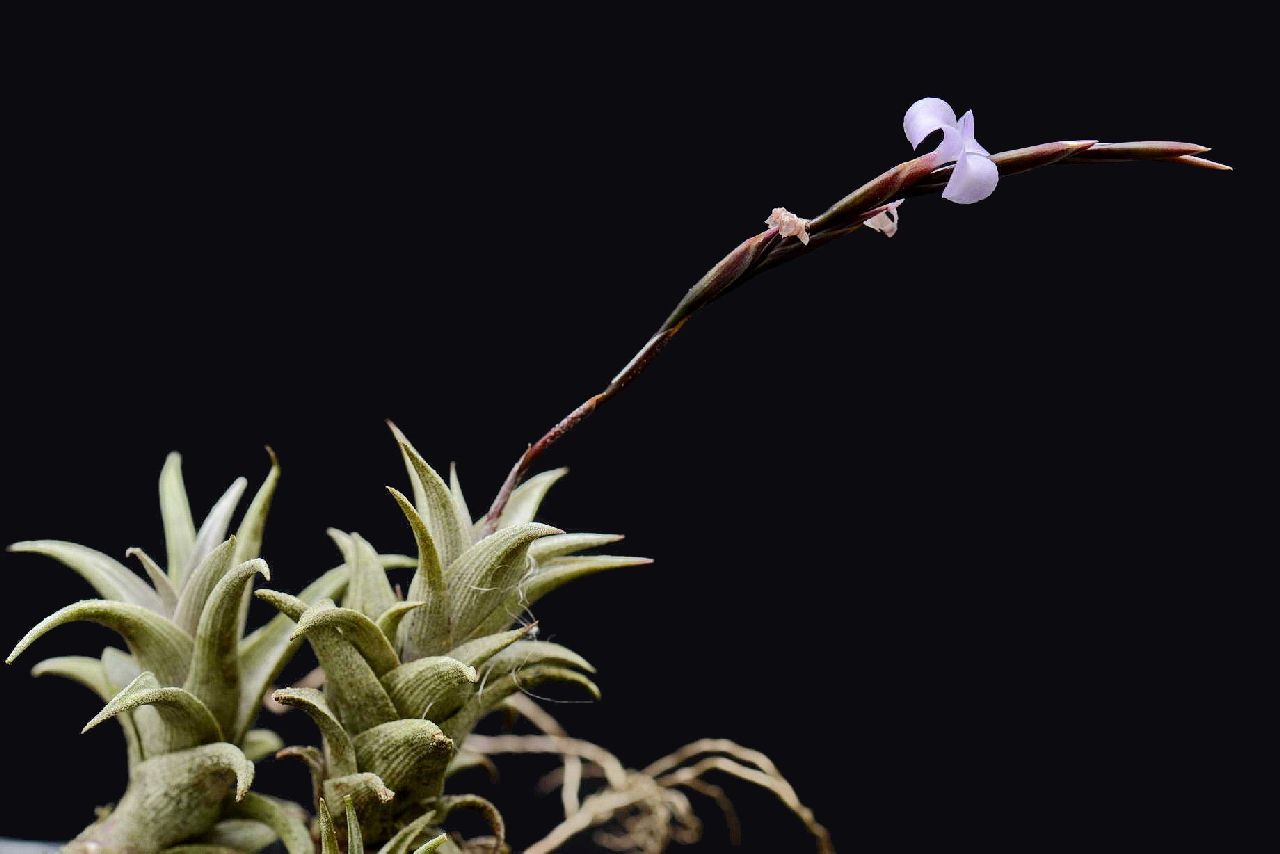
[0,16,1257,852]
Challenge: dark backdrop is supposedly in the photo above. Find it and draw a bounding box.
[0,20,1255,852]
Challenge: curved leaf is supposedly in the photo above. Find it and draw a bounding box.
[7,599,193,686]
[378,811,440,854]
[292,602,400,677]
[86,671,223,752]
[497,467,568,529]
[8,540,163,612]
[435,795,504,852]
[449,464,472,540]
[262,593,397,734]
[337,529,398,622]
[484,640,595,678]
[352,718,454,793]
[413,836,448,854]
[185,558,269,735]
[160,451,197,586]
[391,427,468,568]
[446,625,536,669]
[242,728,284,762]
[441,666,599,744]
[380,656,477,720]
[236,563,350,743]
[388,487,444,595]
[234,449,282,641]
[271,687,357,776]
[528,532,625,561]
[229,792,314,854]
[173,537,238,635]
[185,478,248,584]
[321,771,395,816]
[448,523,560,646]
[376,600,426,643]
[127,547,179,615]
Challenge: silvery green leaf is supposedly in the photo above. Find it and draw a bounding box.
[441,666,599,744]
[85,671,222,753]
[242,728,284,762]
[449,464,472,543]
[70,743,254,851]
[377,810,440,854]
[184,478,248,586]
[264,594,398,735]
[8,540,164,612]
[344,795,365,854]
[271,687,358,776]
[528,532,625,561]
[446,625,535,669]
[483,641,595,680]
[391,427,468,568]
[376,600,426,643]
[193,818,278,853]
[127,547,179,615]
[7,599,193,686]
[352,718,454,794]
[185,558,269,735]
[173,537,238,636]
[318,798,340,854]
[387,488,443,595]
[32,654,144,767]
[236,563,349,743]
[497,468,568,529]
[233,449,282,640]
[101,645,143,689]
[293,601,400,677]
[379,656,477,720]
[332,530,397,623]
[449,523,560,645]
[229,792,314,854]
[322,772,399,844]
[161,845,243,853]
[160,452,197,586]
[413,836,448,854]
[521,554,652,611]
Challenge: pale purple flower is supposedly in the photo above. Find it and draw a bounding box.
[765,207,810,244]
[903,97,998,204]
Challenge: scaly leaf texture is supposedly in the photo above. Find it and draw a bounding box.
[441,666,599,744]
[8,599,193,686]
[193,817,279,852]
[380,656,478,720]
[173,537,238,636]
[447,523,560,646]
[272,687,358,776]
[377,600,426,644]
[8,540,164,612]
[128,546,180,615]
[445,625,536,669]
[160,452,198,588]
[86,671,223,753]
[352,718,454,795]
[229,792,314,854]
[233,449,282,640]
[293,602,400,677]
[236,563,350,742]
[68,743,254,853]
[392,430,469,567]
[185,558,270,735]
[184,478,248,586]
[336,530,397,623]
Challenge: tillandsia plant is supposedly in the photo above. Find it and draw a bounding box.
[5,97,1226,853]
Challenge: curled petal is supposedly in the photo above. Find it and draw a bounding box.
[904,97,957,149]
[764,208,810,245]
[957,110,990,156]
[864,200,903,238]
[942,153,999,205]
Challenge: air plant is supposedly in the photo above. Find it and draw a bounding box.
[5,98,1226,853]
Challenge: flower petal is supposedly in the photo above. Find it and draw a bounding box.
[957,110,990,156]
[942,153,999,204]
[904,97,958,149]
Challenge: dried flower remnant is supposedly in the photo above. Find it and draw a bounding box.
[904,97,998,204]
[864,199,903,237]
[765,207,811,244]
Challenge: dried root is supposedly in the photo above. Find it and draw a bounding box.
[465,700,832,853]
